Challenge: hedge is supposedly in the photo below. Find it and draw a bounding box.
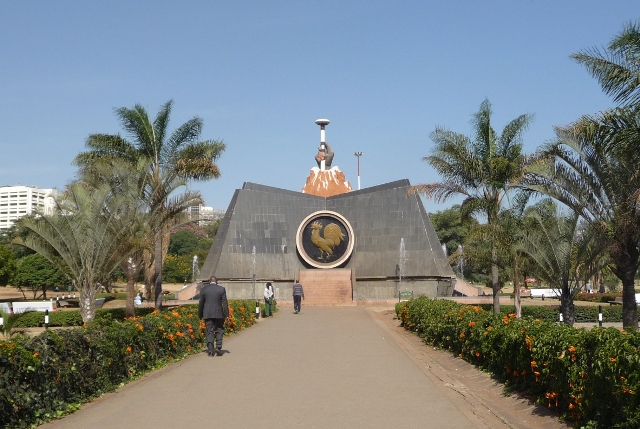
[397,297,640,428]
[478,304,626,324]
[0,300,258,428]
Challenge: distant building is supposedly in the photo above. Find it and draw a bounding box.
[0,186,58,229]
[186,204,225,225]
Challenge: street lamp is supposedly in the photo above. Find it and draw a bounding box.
[353,152,363,190]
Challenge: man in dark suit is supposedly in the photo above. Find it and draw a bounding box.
[198,276,229,356]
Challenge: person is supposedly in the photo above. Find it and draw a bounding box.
[263,282,274,317]
[134,291,144,306]
[292,279,304,314]
[198,276,229,356]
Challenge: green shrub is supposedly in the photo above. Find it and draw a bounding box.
[476,304,624,323]
[396,297,640,427]
[575,293,621,303]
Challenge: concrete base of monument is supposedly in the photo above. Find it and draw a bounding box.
[212,276,454,304]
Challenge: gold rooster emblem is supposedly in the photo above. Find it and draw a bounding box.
[310,221,345,260]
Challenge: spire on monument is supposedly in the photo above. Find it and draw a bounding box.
[302,119,352,197]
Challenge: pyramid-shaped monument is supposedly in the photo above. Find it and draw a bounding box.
[200,119,455,304]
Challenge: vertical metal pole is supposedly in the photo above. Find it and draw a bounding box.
[598,305,603,327]
[354,152,363,190]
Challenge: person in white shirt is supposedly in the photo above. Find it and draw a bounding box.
[263,282,274,317]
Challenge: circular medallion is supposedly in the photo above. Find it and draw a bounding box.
[296,211,354,269]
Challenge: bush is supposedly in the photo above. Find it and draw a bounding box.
[397,297,640,428]
[0,301,257,428]
[575,292,621,303]
[477,304,624,323]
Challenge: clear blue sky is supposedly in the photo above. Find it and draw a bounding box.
[0,2,636,213]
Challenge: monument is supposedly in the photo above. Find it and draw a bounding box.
[200,119,455,304]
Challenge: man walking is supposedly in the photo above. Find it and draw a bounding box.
[292,279,304,314]
[198,276,229,356]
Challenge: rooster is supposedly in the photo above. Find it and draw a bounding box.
[310,221,345,260]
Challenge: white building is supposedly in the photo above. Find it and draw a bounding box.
[0,186,58,229]
[186,204,225,225]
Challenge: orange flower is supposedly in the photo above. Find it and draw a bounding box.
[475,351,481,358]
[530,360,537,370]
[568,346,576,353]
[535,318,541,322]
[33,352,39,358]
[459,332,465,339]
[158,326,163,331]
[508,313,516,319]
[468,321,476,327]
[126,346,132,353]
[136,324,143,331]
[534,371,541,382]
[487,326,493,331]
[610,357,617,363]
[569,403,575,410]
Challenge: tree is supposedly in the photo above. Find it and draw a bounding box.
[429,205,477,256]
[0,244,16,286]
[572,21,640,107]
[74,100,225,308]
[203,218,222,239]
[162,254,192,283]
[516,199,602,325]
[168,230,199,256]
[78,158,198,317]
[410,99,533,314]
[429,205,479,280]
[12,253,68,299]
[13,181,143,323]
[526,106,640,328]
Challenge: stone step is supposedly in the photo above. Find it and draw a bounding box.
[299,268,354,306]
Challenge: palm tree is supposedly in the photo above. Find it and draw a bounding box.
[79,158,201,316]
[13,181,142,323]
[572,21,640,106]
[526,106,640,328]
[410,99,533,314]
[516,199,602,325]
[74,100,225,308]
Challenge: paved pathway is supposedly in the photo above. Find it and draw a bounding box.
[40,306,570,429]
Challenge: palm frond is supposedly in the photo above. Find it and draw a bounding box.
[572,21,640,106]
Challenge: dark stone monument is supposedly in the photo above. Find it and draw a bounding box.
[200,120,455,303]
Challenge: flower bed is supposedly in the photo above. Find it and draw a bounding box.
[397,297,640,427]
[0,301,257,428]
